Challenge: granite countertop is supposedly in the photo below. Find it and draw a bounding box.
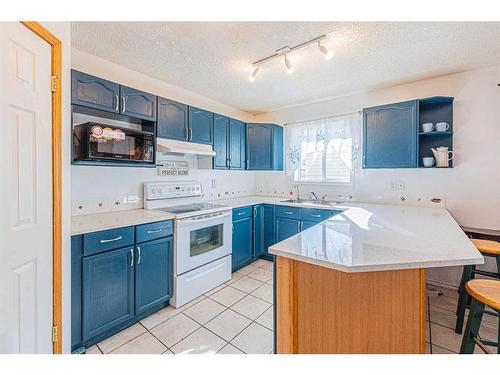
[268,202,484,273]
[71,209,175,236]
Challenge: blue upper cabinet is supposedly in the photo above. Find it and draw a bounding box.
[363,100,417,168]
[246,124,273,170]
[157,97,188,141]
[229,119,246,170]
[120,86,157,121]
[213,114,229,169]
[135,237,173,315]
[246,124,283,170]
[272,125,284,171]
[188,106,213,145]
[82,246,134,341]
[71,70,120,113]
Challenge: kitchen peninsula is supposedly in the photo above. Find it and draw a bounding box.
[269,203,484,354]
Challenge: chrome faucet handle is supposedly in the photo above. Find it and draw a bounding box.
[321,194,327,200]
[310,192,319,201]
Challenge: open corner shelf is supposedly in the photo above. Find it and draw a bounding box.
[417,96,454,168]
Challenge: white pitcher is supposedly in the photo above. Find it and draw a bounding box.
[431,146,453,167]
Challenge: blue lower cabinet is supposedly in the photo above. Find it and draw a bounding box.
[232,215,253,271]
[71,235,83,349]
[275,217,301,242]
[253,205,264,259]
[82,246,135,341]
[301,220,318,231]
[135,237,173,315]
[262,204,275,259]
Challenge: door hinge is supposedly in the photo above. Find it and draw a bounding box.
[51,75,58,92]
[52,326,58,343]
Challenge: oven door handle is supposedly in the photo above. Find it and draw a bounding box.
[177,210,232,226]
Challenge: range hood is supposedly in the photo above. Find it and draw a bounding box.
[156,138,216,156]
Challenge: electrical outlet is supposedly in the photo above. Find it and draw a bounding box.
[397,180,405,191]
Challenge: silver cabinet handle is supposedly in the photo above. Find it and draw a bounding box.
[189,128,193,141]
[129,248,134,267]
[311,214,321,218]
[137,247,141,265]
[238,212,245,215]
[147,229,162,234]
[100,236,122,244]
[122,96,126,112]
[298,221,302,232]
[246,160,249,169]
[115,94,119,111]
[254,207,257,217]
[284,211,293,215]
[184,127,189,141]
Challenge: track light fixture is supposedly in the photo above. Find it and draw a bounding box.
[318,41,333,60]
[284,54,294,74]
[248,65,259,82]
[247,34,332,81]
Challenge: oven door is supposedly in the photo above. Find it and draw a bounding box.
[175,210,232,275]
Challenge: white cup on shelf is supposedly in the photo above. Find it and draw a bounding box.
[422,157,435,167]
[435,122,449,132]
[422,123,434,133]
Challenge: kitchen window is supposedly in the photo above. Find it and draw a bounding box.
[285,112,360,184]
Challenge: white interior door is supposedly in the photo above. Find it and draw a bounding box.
[0,22,53,354]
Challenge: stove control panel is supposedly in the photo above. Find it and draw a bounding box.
[144,181,203,200]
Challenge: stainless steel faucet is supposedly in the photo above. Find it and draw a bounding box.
[310,191,319,202]
[294,184,300,199]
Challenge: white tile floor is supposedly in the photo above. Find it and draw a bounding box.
[86,259,498,354]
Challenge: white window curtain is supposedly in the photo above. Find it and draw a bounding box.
[285,112,360,182]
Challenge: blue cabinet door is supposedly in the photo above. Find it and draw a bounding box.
[213,114,229,169]
[157,97,188,141]
[82,246,134,341]
[272,125,284,171]
[71,235,83,350]
[275,217,301,242]
[135,237,173,315]
[232,217,253,271]
[229,119,246,170]
[246,124,273,170]
[262,204,275,257]
[71,70,119,113]
[188,106,213,144]
[301,220,318,231]
[120,86,157,121]
[253,205,264,259]
[363,100,417,168]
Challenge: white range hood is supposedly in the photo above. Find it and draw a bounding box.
[156,138,216,156]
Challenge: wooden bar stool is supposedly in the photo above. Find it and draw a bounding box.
[459,279,500,354]
[455,239,500,334]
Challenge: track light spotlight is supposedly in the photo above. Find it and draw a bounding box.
[284,55,294,74]
[318,41,333,60]
[248,66,259,82]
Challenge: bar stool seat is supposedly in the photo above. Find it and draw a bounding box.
[459,280,500,354]
[466,279,500,311]
[471,239,500,256]
[455,239,500,334]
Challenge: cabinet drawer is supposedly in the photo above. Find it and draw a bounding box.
[275,205,301,219]
[301,208,338,222]
[232,206,253,221]
[135,220,173,243]
[83,227,135,256]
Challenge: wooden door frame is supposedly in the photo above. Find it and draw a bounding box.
[20,21,62,354]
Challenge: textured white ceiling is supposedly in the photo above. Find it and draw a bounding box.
[71,22,500,114]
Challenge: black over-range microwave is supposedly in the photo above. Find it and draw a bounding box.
[73,122,154,165]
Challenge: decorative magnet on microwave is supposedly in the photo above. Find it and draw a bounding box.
[91,125,103,139]
[102,127,115,141]
[112,128,125,142]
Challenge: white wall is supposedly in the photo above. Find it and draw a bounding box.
[254,64,500,287]
[41,22,72,354]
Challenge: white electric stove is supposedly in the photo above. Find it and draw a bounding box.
[144,181,232,308]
